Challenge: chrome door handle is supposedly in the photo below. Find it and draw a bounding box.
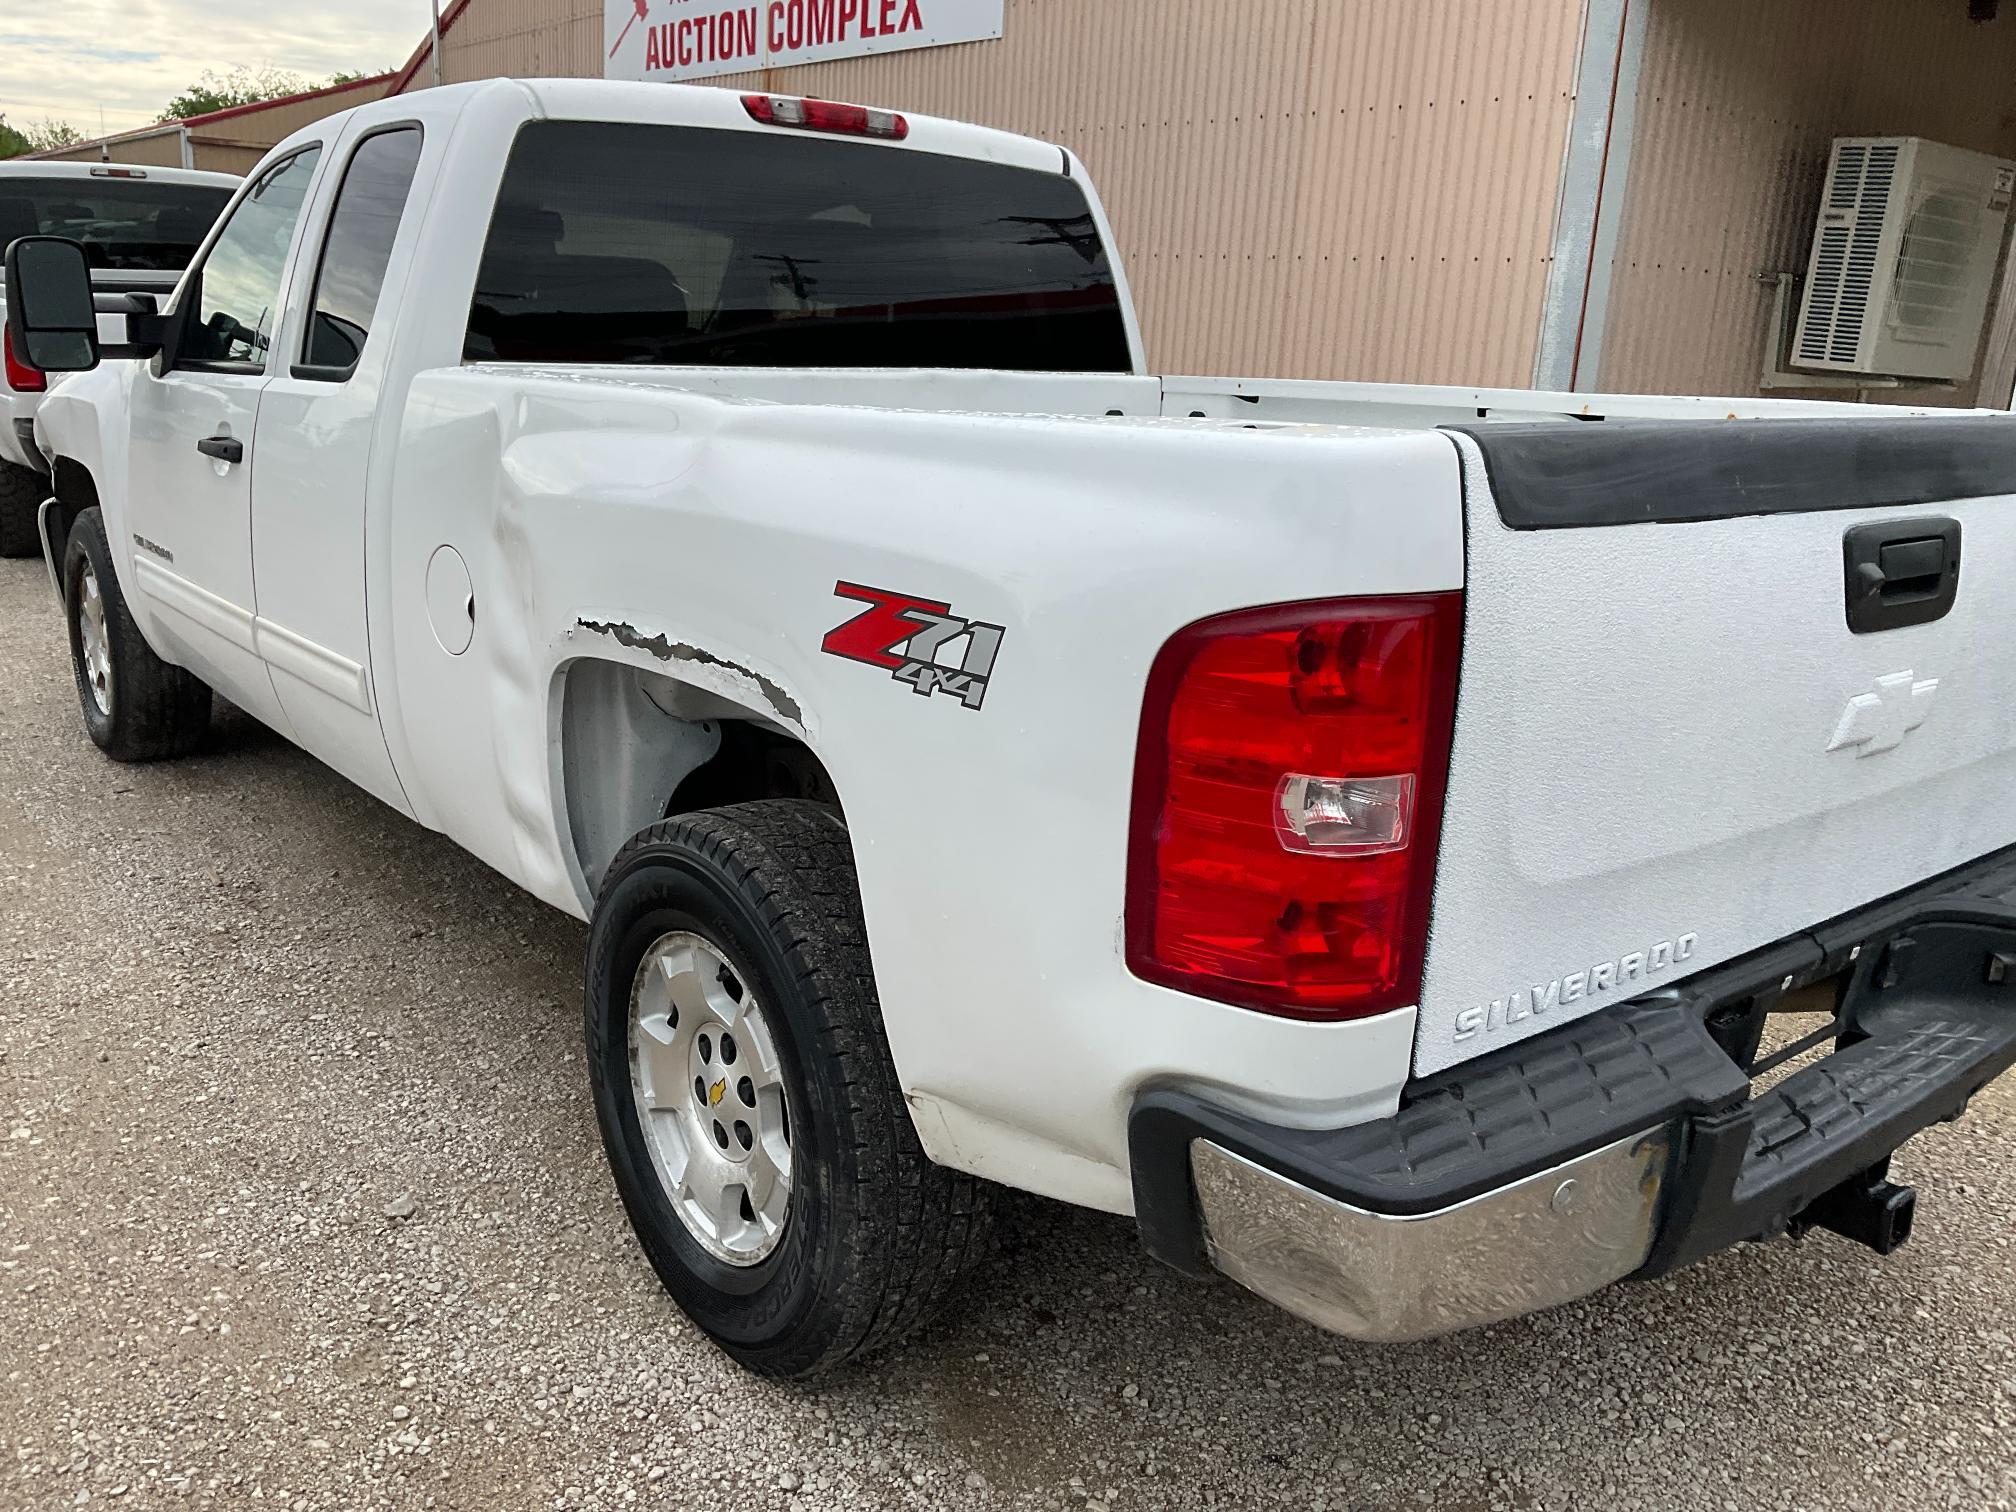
[196,434,244,464]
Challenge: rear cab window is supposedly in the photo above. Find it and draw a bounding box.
[464,121,1132,373]
[0,174,233,271]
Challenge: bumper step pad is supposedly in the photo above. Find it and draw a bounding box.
[1645,919,2016,1275]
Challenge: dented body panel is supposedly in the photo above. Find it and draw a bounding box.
[375,361,1464,1207]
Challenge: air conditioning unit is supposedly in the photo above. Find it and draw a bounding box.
[1791,136,2016,381]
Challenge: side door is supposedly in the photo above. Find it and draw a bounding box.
[249,125,428,814]
[124,147,324,733]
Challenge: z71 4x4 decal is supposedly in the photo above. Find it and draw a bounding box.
[821,582,1004,711]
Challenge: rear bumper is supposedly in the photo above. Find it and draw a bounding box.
[1130,845,2016,1341]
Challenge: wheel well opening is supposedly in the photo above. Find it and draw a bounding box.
[669,721,841,815]
[47,457,99,562]
[560,658,839,896]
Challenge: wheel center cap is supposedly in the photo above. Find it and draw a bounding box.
[690,1037,750,1163]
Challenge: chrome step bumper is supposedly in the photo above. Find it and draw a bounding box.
[1130,842,2016,1340]
[1189,1131,1668,1343]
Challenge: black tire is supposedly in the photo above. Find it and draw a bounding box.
[0,459,43,558]
[63,506,212,761]
[585,800,989,1377]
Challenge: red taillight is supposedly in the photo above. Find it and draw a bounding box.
[1127,594,1463,1020]
[3,327,46,393]
[741,93,909,140]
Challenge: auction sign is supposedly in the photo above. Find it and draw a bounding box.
[606,0,1004,83]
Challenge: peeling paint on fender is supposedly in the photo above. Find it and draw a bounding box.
[575,618,805,725]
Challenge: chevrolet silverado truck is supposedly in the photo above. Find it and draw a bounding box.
[10,78,2016,1378]
[0,160,237,555]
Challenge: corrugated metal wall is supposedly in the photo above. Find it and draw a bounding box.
[436,0,603,78]
[1600,0,2016,402]
[420,0,1587,384]
[184,139,271,176]
[206,76,393,143]
[35,130,185,168]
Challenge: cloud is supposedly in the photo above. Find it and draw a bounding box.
[1,1,423,135]
[0,37,166,66]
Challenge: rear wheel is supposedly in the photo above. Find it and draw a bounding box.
[0,460,43,558]
[63,507,211,760]
[584,800,989,1377]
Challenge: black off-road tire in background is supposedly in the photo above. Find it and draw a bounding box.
[63,506,212,761]
[0,459,44,558]
[585,800,991,1377]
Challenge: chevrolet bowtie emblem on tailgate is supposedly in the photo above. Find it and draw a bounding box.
[1827,671,1939,757]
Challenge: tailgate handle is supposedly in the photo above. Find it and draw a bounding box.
[1842,518,1960,634]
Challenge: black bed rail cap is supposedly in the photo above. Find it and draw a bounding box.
[1444,415,2016,530]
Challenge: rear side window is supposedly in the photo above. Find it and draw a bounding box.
[0,175,233,271]
[302,127,425,378]
[465,121,1132,373]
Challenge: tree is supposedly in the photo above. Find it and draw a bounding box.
[160,66,386,122]
[0,114,82,158]
[162,66,313,120]
[25,119,82,151]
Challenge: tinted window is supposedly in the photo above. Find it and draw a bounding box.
[181,149,322,370]
[466,122,1132,372]
[303,129,424,376]
[0,175,233,271]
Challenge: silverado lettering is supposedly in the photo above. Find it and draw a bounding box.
[1452,933,1699,1042]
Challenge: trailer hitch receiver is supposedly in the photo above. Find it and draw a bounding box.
[1797,1160,1917,1255]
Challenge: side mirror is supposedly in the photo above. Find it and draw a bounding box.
[3,236,100,374]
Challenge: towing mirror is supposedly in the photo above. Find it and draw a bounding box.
[3,236,100,373]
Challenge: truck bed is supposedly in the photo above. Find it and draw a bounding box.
[458,359,2014,1085]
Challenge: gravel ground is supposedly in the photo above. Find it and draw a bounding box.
[2,554,2014,1512]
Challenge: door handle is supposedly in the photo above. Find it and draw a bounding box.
[196,434,244,464]
[1842,517,1960,634]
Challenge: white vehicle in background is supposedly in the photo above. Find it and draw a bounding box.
[0,161,238,556]
[10,79,2016,1377]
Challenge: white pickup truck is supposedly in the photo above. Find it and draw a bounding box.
[11,78,2016,1378]
[0,160,238,555]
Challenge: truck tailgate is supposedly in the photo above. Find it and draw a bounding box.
[1416,416,2016,1076]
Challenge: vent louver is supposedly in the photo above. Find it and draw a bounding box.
[1789,137,2013,382]
[1794,142,1899,366]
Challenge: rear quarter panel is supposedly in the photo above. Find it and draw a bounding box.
[379,370,1464,1210]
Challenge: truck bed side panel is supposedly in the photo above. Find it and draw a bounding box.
[379,370,1466,1210]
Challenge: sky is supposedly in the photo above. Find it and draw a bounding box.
[2,1,425,139]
